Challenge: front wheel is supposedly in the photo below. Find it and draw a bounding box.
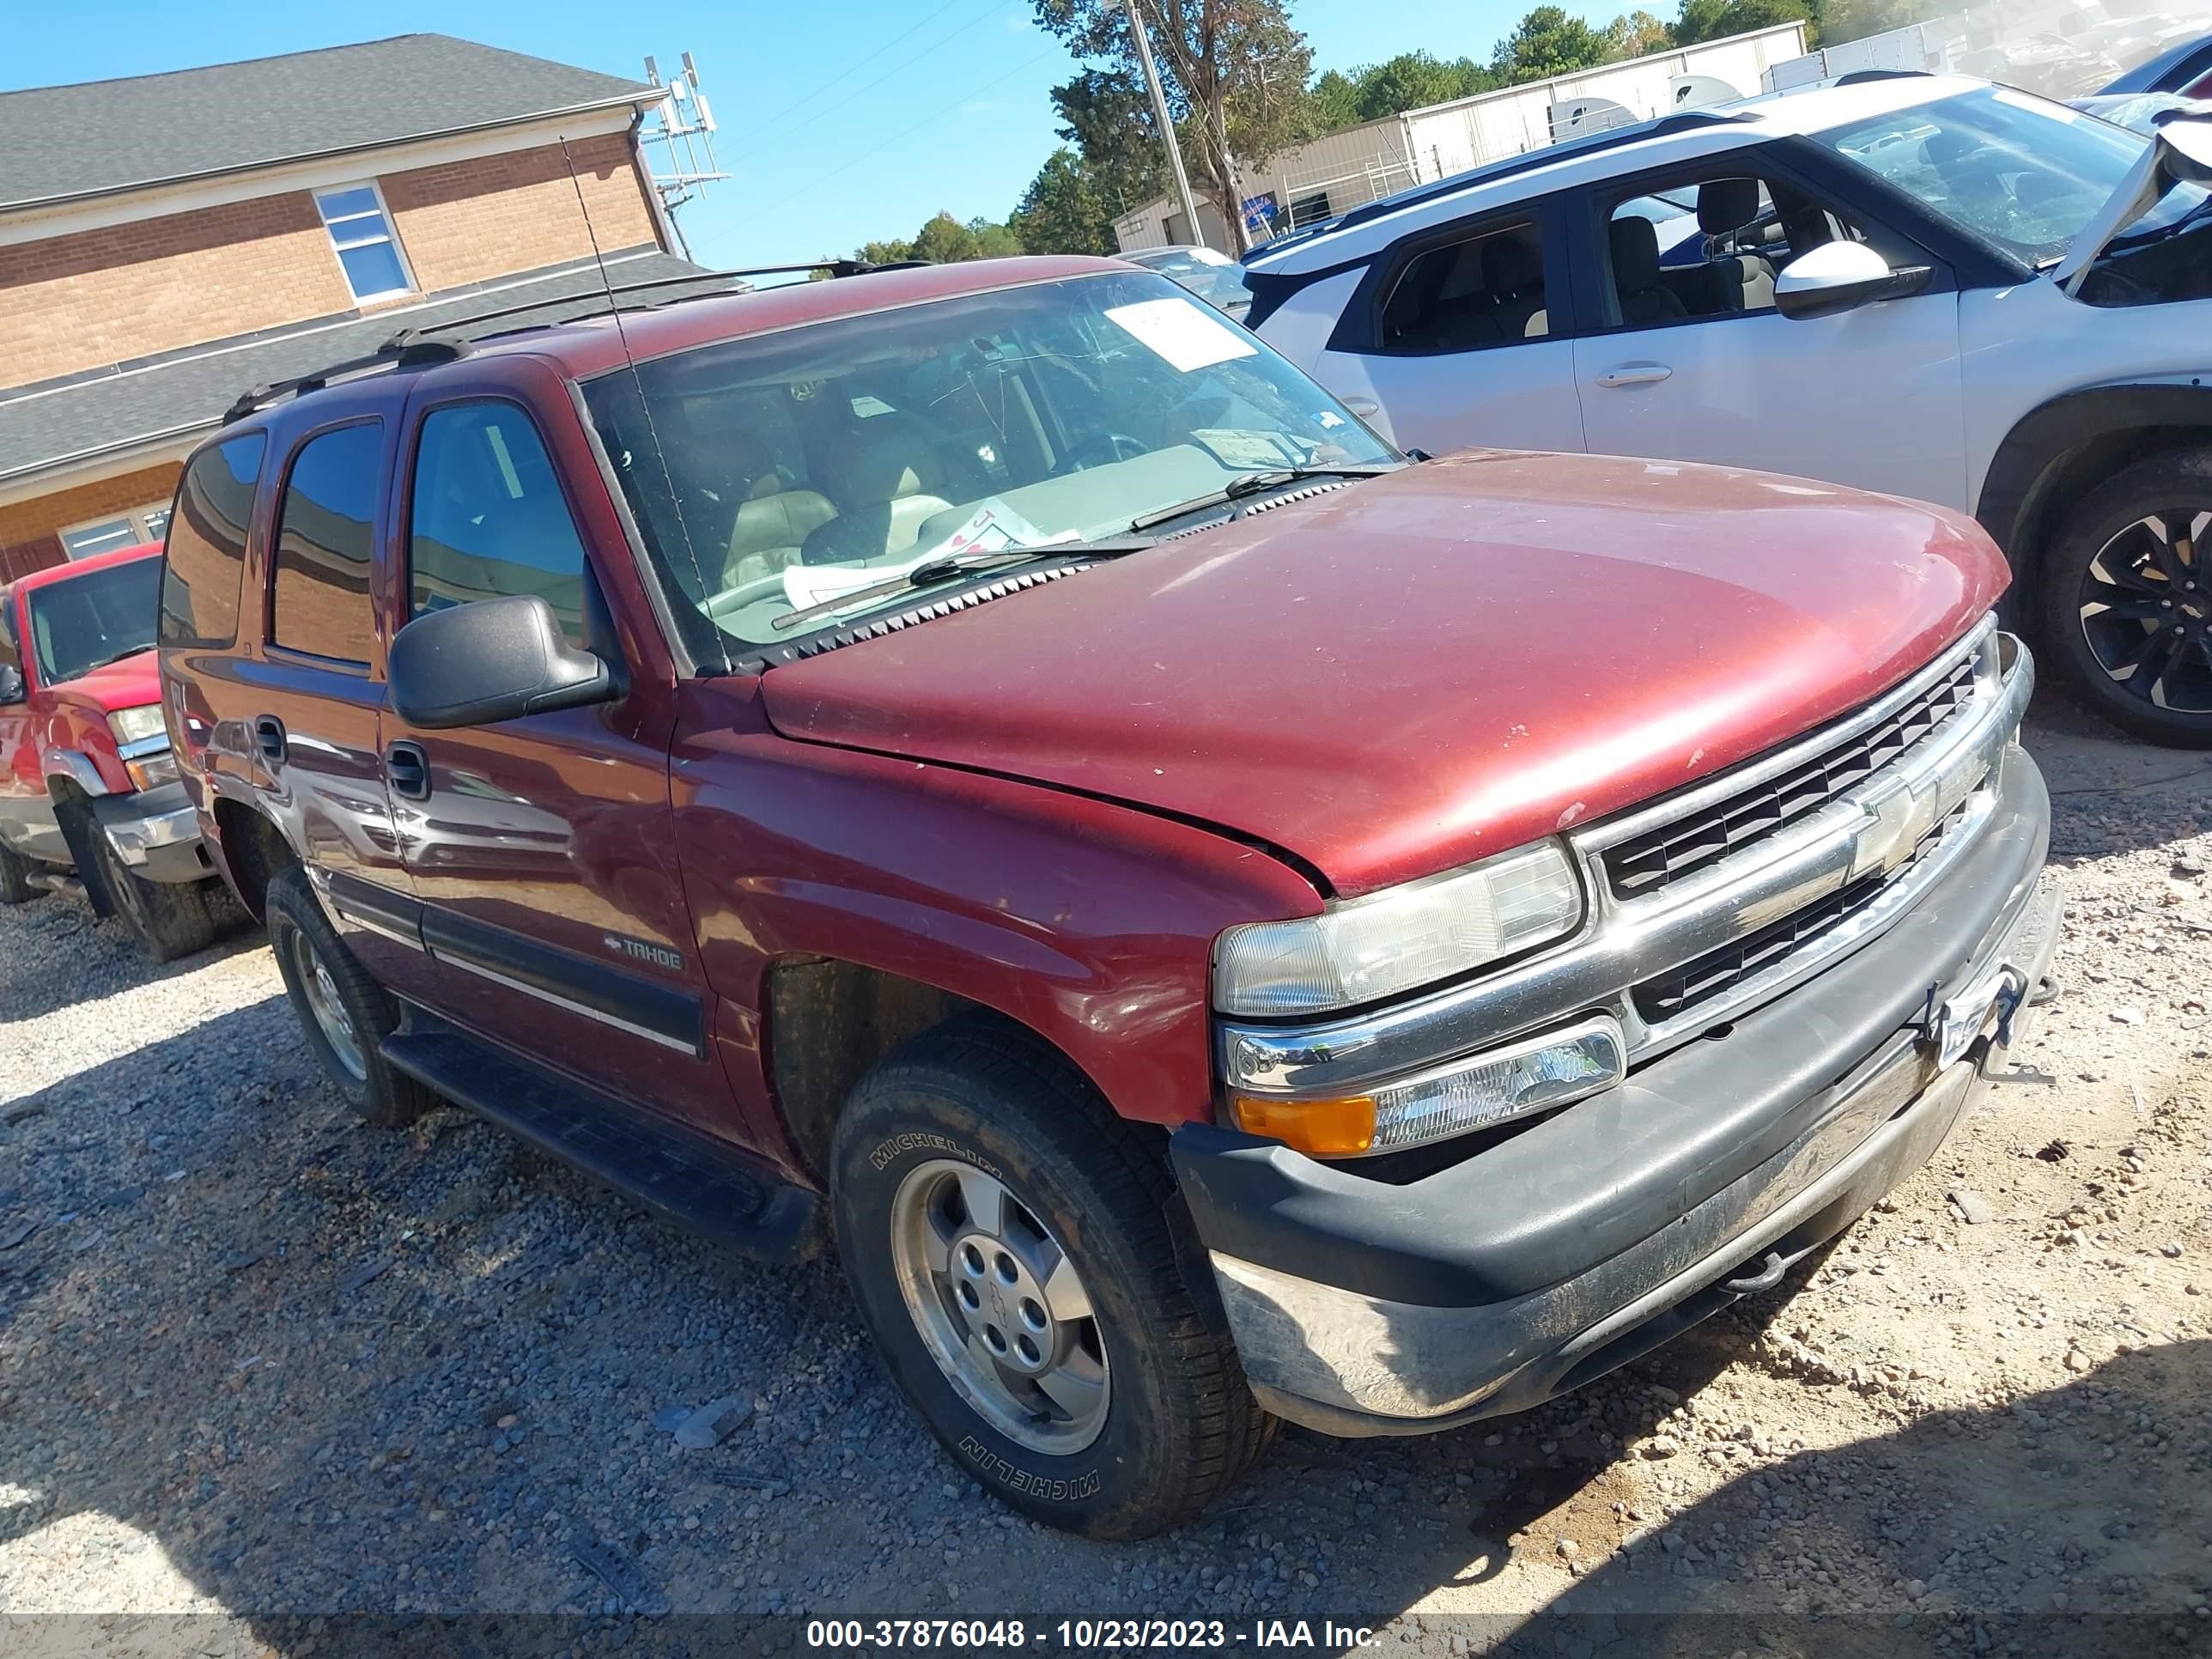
[0,840,40,905]
[89,831,217,962]
[2038,449,2212,748]
[830,1018,1274,1539]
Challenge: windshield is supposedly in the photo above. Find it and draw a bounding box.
[1813,85,2207,266]
[1129,251,1255,313]
[26,559,161,684]
[584,270,1391,652]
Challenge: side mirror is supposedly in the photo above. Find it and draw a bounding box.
[1774,240,1932,320]
[388,595,615,729]
[0,663,23,705]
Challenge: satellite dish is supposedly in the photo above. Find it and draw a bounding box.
[1548,96,1635,140]
[1670,72,1745,110]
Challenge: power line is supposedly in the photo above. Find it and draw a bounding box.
[725,0,1005,149]
[751,43,1062,221]
[740,0,1019,151]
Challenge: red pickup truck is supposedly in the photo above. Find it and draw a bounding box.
[161,257,2059,1539]
[0,542,225,958]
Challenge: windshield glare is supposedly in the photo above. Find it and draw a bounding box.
[584,270,1389,650]
[1814,85,2205,266]
[27,559,161,684]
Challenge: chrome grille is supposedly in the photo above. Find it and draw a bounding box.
[1630,799,1963,1025]
[1605,652,1979,899]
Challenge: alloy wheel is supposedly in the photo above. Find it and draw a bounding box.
[887,1158,1110,1455]
[2075,506,2212,715]
[290,927,366,1081]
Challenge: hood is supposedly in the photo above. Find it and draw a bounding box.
[53,648,161,715]
[762,453,2007,897]
[2054,111,2212,292]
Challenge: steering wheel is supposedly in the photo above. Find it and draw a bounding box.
[1063,432,1148,471]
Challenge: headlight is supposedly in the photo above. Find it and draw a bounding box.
[107,705,167,744]
[1229,1016,1626,1157]
[1212,841,1583,1017]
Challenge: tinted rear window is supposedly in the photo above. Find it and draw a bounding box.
[270,422,383,665]
[159,434,265,649]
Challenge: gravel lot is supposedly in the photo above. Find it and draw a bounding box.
[3,688,2210,1656]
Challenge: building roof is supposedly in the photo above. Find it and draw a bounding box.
[0,250,712,488]
[0,34,658,212]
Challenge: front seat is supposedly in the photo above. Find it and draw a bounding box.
[799,422,956,566]
[724,476,836,587]
[1693,178,1777,313]
[1481,234,1547,339]
[1608,217,1689,326]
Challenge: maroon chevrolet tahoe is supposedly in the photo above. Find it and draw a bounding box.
[160,256,2059,1539]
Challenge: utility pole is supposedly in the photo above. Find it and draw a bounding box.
[1123,0,1206,249]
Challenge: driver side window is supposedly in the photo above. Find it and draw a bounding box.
[408,404,589,647]
[1598,173,1867,328]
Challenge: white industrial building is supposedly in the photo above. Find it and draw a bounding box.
[1112,22,1811,252]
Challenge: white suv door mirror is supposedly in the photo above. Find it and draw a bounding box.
[1774,240,1932,320]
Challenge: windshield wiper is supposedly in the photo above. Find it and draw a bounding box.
[63,642,155,678]
[1128,463,1401,533]
[770,537,1158,633]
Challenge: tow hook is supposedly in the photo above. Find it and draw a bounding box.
[1922,969,2062,1085]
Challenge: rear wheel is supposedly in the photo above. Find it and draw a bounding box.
[265,866,431,1127]
[0,841,39,906]
[2038,448,2212,748]
[89,831,218,963]
[831,1018,1274,1540]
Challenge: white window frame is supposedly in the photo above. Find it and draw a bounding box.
[313,180,416,302]
[60,502,172,559]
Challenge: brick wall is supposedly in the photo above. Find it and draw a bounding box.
[1,129,660,389]
[0,462,182,583]
[0,195,354,388]
[382,131,659,293]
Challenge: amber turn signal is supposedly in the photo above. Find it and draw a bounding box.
[1228,1092,1377,1158]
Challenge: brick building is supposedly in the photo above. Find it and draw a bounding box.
[0,34,713,580]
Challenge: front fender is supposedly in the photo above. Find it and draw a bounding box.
[1975,377,2212,580]
[671,685,1325,1140]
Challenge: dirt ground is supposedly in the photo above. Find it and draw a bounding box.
[2,683,2210,1657]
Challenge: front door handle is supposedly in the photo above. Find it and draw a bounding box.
[385,741,430,801]
[1341,396,1381,417]
[1594,362,1673,389]
[253,715,286,764]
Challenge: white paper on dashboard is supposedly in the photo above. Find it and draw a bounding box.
[778,499,1069,611]
[1104,298,1259,374]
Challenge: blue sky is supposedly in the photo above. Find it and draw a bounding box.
[5,0,1621,269]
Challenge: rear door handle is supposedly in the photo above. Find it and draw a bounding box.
[385,741,430,801]
[1595,362,1673,389]
[253,715,286,764]
[1341,396,1381,417]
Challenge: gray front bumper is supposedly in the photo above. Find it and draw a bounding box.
[92,782,210,885]
[1174,748,2058,1437]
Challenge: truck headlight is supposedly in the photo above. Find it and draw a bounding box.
[107,705,167,745]
[1229,1016,1626,1157]
[1212,841,1583,1017]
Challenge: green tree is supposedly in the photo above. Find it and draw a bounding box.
[1310,66,1364,130]
[1011,147,1121,254]
[1605,9,1674,58]
[1671,0,1818,48]
[1494,7,1612,82]
[854,236,916,265]
[1048,68,1165,216]
[1033,0,1319,252]
[968,217,1026,258]
[1348,51,1496,120]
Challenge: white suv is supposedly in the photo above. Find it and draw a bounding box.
[1248,75,2212,746]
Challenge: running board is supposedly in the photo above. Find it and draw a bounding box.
[380,1014,824,1265]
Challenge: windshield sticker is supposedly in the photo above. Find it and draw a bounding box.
[1104,297,1259,374]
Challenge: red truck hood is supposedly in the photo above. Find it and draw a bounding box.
[761,452,2007,897]
[53,648,161,714]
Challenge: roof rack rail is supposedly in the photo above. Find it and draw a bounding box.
[1833,68,1932,85]
[222,258,932,425]
[1292,109,1757,243]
